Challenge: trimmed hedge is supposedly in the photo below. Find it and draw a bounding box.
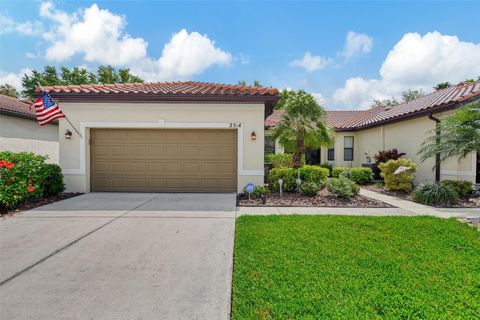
[268,167,297,192]
[348,167,373,185]
[326,177,360,199]
[0,151,65,210]
[413,182,459,206]
[298,165,329,185]
[332,167,348,178]
[378,159,417,192]
[319,162,333,176]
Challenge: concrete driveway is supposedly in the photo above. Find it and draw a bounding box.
[0,193,236,320]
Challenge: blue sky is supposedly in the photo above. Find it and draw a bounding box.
[1,1,479,109]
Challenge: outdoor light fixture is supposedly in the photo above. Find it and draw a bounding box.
[65,129,72,140]
[250,131,256,141]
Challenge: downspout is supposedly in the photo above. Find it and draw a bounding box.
[428,113,441,182]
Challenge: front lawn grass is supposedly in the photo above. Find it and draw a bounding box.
[232,216,480,319]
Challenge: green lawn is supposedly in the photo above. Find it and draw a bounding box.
[232,216,480,319]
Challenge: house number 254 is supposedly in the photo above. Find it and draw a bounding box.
[229,123,242,128]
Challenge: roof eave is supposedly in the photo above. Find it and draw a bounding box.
[37,92,280,104]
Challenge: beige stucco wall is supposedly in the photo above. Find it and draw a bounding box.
[58,102,266,193]
[0,114,59,163]
[272,109,476,184]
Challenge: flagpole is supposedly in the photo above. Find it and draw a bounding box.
[37,84,82,138]
[64,116,82,138]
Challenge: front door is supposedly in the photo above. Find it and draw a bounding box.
[305,148,321,165]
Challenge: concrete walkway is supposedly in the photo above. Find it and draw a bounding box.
[0,193,236,320]
[238,189,480,218]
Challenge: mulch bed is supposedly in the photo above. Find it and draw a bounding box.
[362,184,480,208]
[239,188,393,207]
[0,193,82,216]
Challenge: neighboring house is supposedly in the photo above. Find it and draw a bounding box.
[0,94,59,163]
[38,82,279,193]
[266,81,480,184]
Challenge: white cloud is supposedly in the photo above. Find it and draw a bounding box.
[311,92,326,106]
[25,52,36,59]
[290,52,333,72]
[131,29,232,81]
[32,2,231,80]
[0,69,32,92]
[39,2,147,65]
[0,14,43,35]
[333,31,480,109]
[341,31,373,58]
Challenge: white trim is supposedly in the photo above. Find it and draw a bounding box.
[62,120,261,177]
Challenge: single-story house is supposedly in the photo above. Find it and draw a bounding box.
[0,94,59,163]
[265,81,480,184]
[39,82,279,193]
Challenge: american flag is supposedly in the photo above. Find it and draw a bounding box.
[30,91,65,126]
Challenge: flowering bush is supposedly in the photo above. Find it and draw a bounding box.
[0,152,64,210]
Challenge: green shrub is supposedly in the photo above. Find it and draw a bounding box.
[300,182,321,197]
[41,164,65,196]
[332,167,348,178]
[348,167,373,185]
[413,182,459,206]
[378,159,417,192]
[265,153,305,168]
[268,167,297,192]
[319,162,333,176]
[0,151,54,210]
[298,165,329,185]
[326,177,360,199]
[253,185,270,198]
[440,180,474,197]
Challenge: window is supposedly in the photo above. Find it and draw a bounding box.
[327,148,335,161]
[265,135,276,154]
[344,136,354,161]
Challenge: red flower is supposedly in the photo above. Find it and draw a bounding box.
[5,162,14,169]
[27,185,36,193]
[0,160,5,167]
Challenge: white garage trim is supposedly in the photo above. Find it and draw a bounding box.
[62,120,263,177]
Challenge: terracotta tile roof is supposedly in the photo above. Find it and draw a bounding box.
[38,81,279,97]
[0,94,36,120]
[265,109,365,128]
[265,81,480,131]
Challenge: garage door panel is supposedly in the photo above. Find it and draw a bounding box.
[91,129,237,192]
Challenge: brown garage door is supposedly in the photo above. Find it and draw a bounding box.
[90,129,237,192]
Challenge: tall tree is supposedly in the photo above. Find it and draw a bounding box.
[434,82,451,90]
[418,101,480,165]
[401,89,424,103]
[21,65,144,100]
[370,97,399,108]
[0,84,20,98]
[237,80,263,87]
[273,90,334,168]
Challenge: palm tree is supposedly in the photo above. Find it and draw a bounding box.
[418,101,480,164]
[273,90,334,168]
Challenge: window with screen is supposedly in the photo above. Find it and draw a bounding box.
[344,136,354,161]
